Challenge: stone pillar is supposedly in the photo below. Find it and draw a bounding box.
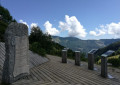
[101,56,107,78]
[2,22,29,84]
[62,50,67,63]
[88,53,94,70]
[75,51,80,66]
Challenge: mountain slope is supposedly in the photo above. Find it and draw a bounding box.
[52,36,120,53]
[95,41,120,56]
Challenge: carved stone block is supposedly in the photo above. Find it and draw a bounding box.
[2,22,29,84]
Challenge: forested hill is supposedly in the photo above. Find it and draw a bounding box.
[95,41,120,56]
[52,36,120,53]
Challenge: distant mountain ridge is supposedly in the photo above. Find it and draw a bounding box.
[52,36,120,53]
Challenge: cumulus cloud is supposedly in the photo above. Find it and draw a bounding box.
[106,22,120,37]
[89,31,97,36]
[89,22,120,38]
[44,21,60,35]
[89,28,106,36]
[59,15,87,38]
[19,19,29,28]
[30,23,38,28]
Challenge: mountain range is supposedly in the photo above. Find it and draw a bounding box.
[52,36,120,53]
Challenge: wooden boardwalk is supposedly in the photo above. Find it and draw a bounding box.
[1,42,120,85]
[12,55,120,85]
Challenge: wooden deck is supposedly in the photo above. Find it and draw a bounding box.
[1,42,120,85]
[12,55,120,85]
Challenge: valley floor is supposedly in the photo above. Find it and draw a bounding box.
[12,55,120,85]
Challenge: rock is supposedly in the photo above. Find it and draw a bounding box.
[2,22,29,84]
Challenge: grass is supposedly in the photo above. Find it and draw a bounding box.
[97,55,120,64]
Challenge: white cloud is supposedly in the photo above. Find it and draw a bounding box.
[44,21,60,35]
[89,31,97,36]
[30,23,38,28]
[89,28,106,36]
[106,22,120,38]
[19,20,29,28]
[89,22,120,38]
[59,15,87,38]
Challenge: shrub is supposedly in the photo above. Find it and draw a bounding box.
[38,48,46,56]
[81,56,87,61]
[108,58,120,67]
[29,42,46,56]
[81,53,87,61]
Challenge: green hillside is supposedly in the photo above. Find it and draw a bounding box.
[94,41,120,67]
[96,41,120,56]
[52,36,120,53]
[29,26,80,59]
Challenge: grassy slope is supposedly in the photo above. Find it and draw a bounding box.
[97,55,120,64]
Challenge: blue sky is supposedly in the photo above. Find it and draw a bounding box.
[1,0,120,40]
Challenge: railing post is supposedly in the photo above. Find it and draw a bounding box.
[100,50,115,78]
[88,53,94,70]
[101,56,107,78]
[75,51,80,66]
[62,50,67,63]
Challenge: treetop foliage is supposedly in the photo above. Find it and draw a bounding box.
[0,5,16,42]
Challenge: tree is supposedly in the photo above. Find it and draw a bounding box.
[0,5,16,42]
[29,26,69,57]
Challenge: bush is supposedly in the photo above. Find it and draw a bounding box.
[38,48,46,56]
[81,53,87,61]
[108,58,120,67]
[29,42,46,56]
[81,56,87,61]
[95,56,101,64]
[67,49,74,59]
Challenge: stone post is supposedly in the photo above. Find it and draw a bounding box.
[75,51,80,66]
[62,50,67,63]
[101,56,107,78]
[2,22,29,84]
[88,53,94,70]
